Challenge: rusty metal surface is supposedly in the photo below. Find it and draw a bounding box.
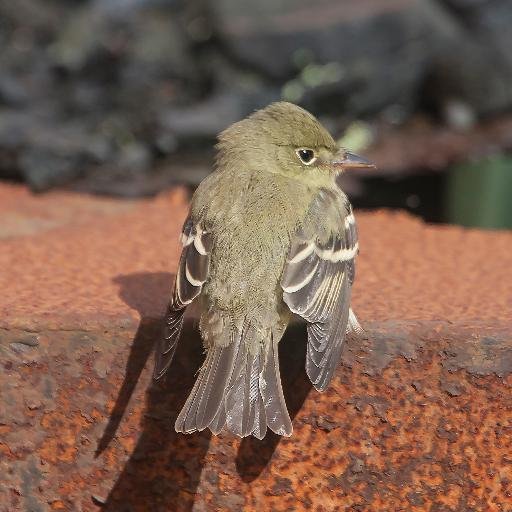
[2,320,512,511]
[1,184,511,330]
[1,183,512,511]
[0,186,189,331]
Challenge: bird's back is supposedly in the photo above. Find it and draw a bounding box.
[171,167,323,438]
[192,167,317,320]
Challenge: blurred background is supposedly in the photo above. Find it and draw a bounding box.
[1,0,511,228]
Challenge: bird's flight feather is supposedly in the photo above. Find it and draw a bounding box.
[153,218,212,380]
[281,188,357,390]
[174,318,292,439]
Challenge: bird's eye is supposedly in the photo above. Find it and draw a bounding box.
[296,148,316,165]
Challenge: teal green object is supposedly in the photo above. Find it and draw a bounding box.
[446,155,512,230]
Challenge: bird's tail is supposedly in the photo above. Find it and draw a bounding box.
[175,322,292,439]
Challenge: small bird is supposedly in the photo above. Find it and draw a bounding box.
[154,102,374,439]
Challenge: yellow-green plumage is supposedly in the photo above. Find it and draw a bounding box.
[154,102,373,439]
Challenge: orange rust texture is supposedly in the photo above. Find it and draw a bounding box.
[1,184,511,330]
[2,322,512,511]
[0,183,512,511]
[0,184,189,331]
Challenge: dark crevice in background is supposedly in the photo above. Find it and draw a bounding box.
[350,173,447,225]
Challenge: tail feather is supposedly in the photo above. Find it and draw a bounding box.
[175,323,292,439]
[209,399,227,435]
[175,342,237,433]
[260,334,293,436]
[195,343,237,429]
[225,344,266,439]
[255,394,268,439]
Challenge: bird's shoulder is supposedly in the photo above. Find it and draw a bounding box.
[300,184,353,243]
[188,167,352,247]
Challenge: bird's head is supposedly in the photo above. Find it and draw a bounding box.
[216,102,375,182]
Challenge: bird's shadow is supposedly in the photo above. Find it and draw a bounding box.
[96,272,312,509]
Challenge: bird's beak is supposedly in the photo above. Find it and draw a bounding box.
[331,150,375,170]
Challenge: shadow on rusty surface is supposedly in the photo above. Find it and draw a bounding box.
[96,272,174,456]
[101,323,211,511]
[97,272,209,511]
[96,272,315,509]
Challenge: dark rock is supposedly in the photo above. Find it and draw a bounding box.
[0,0,203,191]
[20,147,83,191]
[15,119,113,191]
[425,0,512,116]
[213,0,512,119]
[115,142,152,173]
[212,0,460,116]
[160,86,280,141]
[0,74,30,107]
[0,0,512,193]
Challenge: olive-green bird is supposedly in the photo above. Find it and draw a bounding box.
[154,102,374,439]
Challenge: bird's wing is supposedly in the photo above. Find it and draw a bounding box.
[153,217,212,379]
[280,188,357,391]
